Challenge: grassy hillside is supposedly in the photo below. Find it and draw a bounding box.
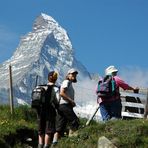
[0,105,37,148]
[0,105,148,148]
[58,119,148,148]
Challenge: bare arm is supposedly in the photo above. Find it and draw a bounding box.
[114,76,139,92]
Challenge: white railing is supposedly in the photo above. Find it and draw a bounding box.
[120,91,148,119]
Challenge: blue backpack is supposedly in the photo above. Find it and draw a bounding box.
[97,75,116,99]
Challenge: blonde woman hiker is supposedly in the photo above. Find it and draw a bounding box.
[36,71,60,148]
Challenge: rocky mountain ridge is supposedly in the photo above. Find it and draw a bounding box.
[0,13,91,104]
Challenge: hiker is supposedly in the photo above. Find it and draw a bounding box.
[37,71,59,148]
[96,65,139,121]
[52,68,80,145]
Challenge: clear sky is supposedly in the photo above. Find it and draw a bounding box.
[0,0,148,76]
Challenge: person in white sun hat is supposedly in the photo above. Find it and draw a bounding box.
[96,65,139,121]
[105,65,118,75]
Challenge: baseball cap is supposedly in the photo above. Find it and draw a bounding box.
[67,68,78,75]
[105,65,118,75]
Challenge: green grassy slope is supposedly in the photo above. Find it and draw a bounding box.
[0,105,148,148]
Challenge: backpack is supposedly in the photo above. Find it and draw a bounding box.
[97,75,116,99]
[31,84,50,109]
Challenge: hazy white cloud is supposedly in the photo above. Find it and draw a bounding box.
[119,66,148,88]
[74,78,97,105]
[73,79,101,120]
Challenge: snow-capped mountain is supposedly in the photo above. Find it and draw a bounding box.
[0,13,91,104]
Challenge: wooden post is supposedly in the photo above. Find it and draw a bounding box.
[144,89,148,118]
[35,75,38,87]
[9,64,14,115]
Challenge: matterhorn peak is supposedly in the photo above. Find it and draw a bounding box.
[33,13,72,51]
[40,13,57,22]
[33,13,57,31]
[0,13,91,104]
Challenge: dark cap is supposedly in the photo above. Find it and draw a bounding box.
[48,71,58,79]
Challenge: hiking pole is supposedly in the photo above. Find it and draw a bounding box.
[86,104,100,126]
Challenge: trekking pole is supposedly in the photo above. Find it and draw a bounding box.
[86,104,100,126]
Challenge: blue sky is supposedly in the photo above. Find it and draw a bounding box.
[0,0,148,76]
